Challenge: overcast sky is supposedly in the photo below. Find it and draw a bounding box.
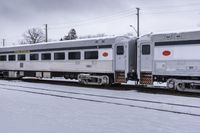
[0,0,200,46]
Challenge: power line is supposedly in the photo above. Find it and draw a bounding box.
[141,2,200,11]
[2,11,136,44]
[49,12,136,29]
[47,2,200,28]
[48,8,136,27]
[141,8,200,15]
[48,12,136,30]
[3,3,200,44]
[48,4,200,30]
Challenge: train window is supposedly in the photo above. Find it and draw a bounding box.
[41,53,51,60]
[18,54,26,61]
[54,52,65,60]
[0,55,7,61]
[30,53,39,61]
[68,52,80,60]
[142,45,150,55]
[117,46,124,55]
[8,55,16,61]
[84,51,98,59]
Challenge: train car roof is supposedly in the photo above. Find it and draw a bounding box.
[0,36,132,54]
[139,30,200,43]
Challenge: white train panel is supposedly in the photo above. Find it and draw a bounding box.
[154,44,200,60]
[154,60,200,76]
[154,44,200,76]
[0,60,113,73]
[98,49,113,60]
[152,31,200,77]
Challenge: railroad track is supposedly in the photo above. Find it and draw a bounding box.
[19,78,200,98]
[0,82,200,117]
[0,82,199,109]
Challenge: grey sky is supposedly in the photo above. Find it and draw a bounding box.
[0,0,200,45]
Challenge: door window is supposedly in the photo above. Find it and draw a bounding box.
[142,45,150,55]
[117,46,124,55]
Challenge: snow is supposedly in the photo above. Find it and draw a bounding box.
[0,80,200,133]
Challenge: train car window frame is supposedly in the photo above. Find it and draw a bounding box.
[18,54,26,61]
[84,51,98,60]
[0,55,7,61]
[41,53,51,60]
[117,46,124,55]
[68,52,81,60]
[142,45,151,55]
[30,53,39,61]
[54,52,65,60]
[8,55,16,61]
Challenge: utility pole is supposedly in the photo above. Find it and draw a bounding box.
[45,24,48,42]
[136,7,140,38]
[2,39,5,47]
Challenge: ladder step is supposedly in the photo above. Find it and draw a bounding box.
[115,71,126,83]
[140,73,153,85]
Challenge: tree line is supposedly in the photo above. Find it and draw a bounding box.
[21,28,78,44]
[20,27,133,44]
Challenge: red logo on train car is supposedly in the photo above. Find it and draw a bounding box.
[162,50,171,56]
[102,52,108,57]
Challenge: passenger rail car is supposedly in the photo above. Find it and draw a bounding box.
[0,36,137,85]
[138,31,200,92]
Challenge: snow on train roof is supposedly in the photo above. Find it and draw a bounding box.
[0,36,132,53]
[5,36,116,47]
[139,30,200,42]
[3,35,130,48]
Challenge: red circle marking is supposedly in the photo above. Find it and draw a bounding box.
[163,50,171,56]
[102,52,108,57]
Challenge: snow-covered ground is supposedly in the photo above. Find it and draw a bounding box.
[0,80,200,133]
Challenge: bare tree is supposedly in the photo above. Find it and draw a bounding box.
[21,28,45,44]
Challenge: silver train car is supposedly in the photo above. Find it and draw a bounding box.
[0,36,137,85]
[138,31,200,92]
[1,30,200,92]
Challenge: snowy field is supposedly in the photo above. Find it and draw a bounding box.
[0,80,200,133]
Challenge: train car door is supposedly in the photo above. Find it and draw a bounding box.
[116,45,126,70]
[140,43,152,71]
[115,44,127,83]
[139,43,153,84]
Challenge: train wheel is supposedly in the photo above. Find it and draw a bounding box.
[167,79,176,90]
[176,82,186,92]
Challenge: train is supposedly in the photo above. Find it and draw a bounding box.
[0,30,200,92]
